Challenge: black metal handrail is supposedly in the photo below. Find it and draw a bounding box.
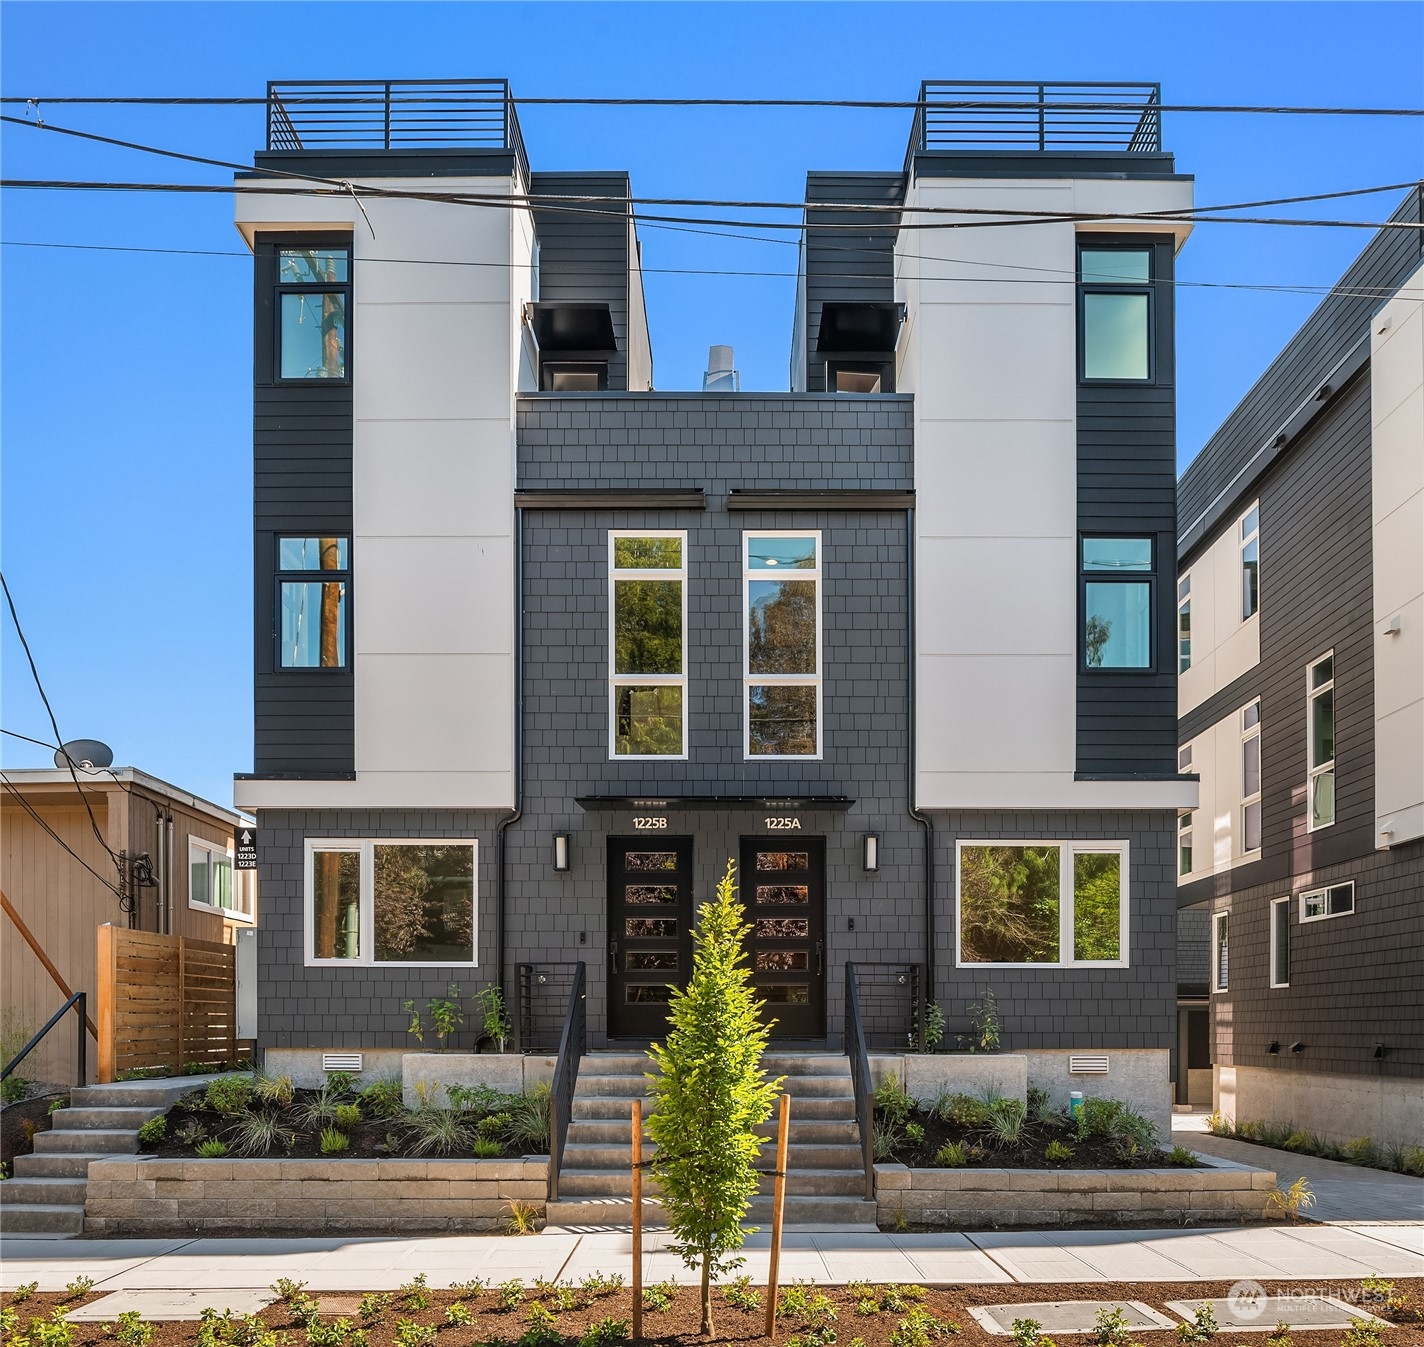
[1,991,85,1088]
[906,81,1162,170]
[547,962,586,1203]
[844,963,875,1201]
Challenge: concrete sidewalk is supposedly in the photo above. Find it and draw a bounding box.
[1,1224,1420,1289]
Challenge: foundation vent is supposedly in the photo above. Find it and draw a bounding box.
[322,1053,363,1073]
[1069,1054,1110,1075]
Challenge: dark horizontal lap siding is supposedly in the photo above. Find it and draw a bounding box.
[803,173,904,393]
[1077,235,1179,776]
[531,172,631,391]
[252,237,354,776]
[1178,188,1422,555]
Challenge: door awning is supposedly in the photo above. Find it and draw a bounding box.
[529,302,618,352]
[816,301,904,353]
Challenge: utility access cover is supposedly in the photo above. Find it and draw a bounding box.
[1167,1297,1389,1332]
[69,1291,276,1322]
[971,1302,1177,1336]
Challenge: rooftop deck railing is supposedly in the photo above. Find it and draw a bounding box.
[906,81,1162,170]
[266,79,529,184]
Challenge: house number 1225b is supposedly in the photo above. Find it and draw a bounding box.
[764,817,802,830]
[632,817,668,830]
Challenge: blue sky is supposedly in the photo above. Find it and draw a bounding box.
[2,1,1421,808]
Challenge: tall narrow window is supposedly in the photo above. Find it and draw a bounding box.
[1213,911,1229,991]
[277,246,350,381]
[1270,897,1290,988]
[1079,246,1152,381]
[1178,809,1193,878]
[1307,652,1335,830]
[745,533,821,757]
[1241,700,1262,854]
[1178,575,1192,672]
[1240,504,1260,620]
[278,536,349,669]
[1081,537,1153,670]
[609,533,686,758]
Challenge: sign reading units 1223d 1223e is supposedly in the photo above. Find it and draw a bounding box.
[235,827,258,871]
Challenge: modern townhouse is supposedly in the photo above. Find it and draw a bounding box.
[234,80,1197,1146]
[1175,186,1423,1143]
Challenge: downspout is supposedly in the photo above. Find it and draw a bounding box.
[905,507,936,1015]
[496,505,524,1024]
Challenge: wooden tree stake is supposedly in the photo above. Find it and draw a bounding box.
[764,1091,791,1338]
[631,1095,643,1341]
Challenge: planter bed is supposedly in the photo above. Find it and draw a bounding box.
[83,1156,548,1234]
[875,1152,1276,1228]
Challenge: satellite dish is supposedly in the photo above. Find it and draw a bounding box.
[55,739,114,770]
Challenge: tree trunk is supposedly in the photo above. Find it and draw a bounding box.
[700,1255,713,1336]
[319,536,341,668]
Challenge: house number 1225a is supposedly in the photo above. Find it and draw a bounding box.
[764,817,802,830]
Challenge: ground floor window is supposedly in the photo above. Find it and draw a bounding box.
[189,839,252,920]
[306,839,476,966]
[955,841,1128,967]
[1213,911,1229,991]
[1270,896,1290,987]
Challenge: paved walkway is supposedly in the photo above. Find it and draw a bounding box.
[1173,1113,1424,1224]
[1,1225,1420,1289]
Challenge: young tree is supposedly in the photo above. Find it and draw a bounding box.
[647,860,782,1336]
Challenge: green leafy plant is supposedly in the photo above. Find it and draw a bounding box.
[504,1085,552,1154]
[476,985,511,1053]
[874,1072,914,1125]
[358,1077,405,1119]
[391,1320,436,1347]
[26,1307,76,1347]
[904,1120,924,1145]
[641,1286,672,1313]
[523,1303,558,1334]
[306,1319,367,1347]
[1175,1304,1218,1343]
[108,1311,156,1347]
[504,1198,541,1234]
[1,1074,29,1103]
[447,1083,510,1115]
[443,1304,473,1329]
[922,1002,945,1052]
[253,1073,295,1107]
[889,1306,958,1347]
[203,1075,254,1116]
[65,1277,95,1300]
[175,1119,208,1146]
[357,1295,391,1323]
[1266,1176,1317,1222]
[578,1319,629,1347]
[1167,1144,1198,1166]
[294,1085,341,1131]
[229,1111,295,1157]
[1342,1136,1379,1166]
[137,1116,167,1146]
[964,988,1001,1052]
[1341,1322,1383,1347]
[723,1276,761,1312]
[872,1119,901,1162]
[196,1307,283,1347]
[933,1140,968,1168]
[1012,1320,1058,1347]
[11,1284,36,1305]
[399,1275,431,1312]
[646,859,781,1337]
[448,1279,488,1299]
[323,1070,357,1097]
[1264,1321,1292,1347]
[579,1273,623,1298]
[1204,1111,1231,1136]
[1361,1278,1408,1314]
[554,1287,582,1313]
[402,999,425,1046]
[1044,1140,1074,1163]
[427,983,464,1049]
[1092,1307,1141,1347]
[496,1280,525,1311]
[471,1137,503,1158]
[934,1092,988,1128]
[332,1103,361,1131]
[48,1097,67,1115]
[984,1097,1027,1148]
[402,1107,473,1157]
[195,1138,229,1158]
[476,1112,511,1139]
[318,1127,349,1155]
[287,1294,322,1329]
[1026,1087,1058,1124]
[270,1280,306,1304]
[1400,1145,1424,1177]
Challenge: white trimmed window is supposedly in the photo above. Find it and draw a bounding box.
[1270,896,1290,988]
[1212,911,1229,991]
[1307,652,1336,830]
[1241,700,1262,855]
[956,842,1129,968]
[1178,809,1193,878]
[1240,503,1260,620]
[608,532,687,759]
[189,839,252,920]
[305,839,476,967]
[1300,880,1354,923]
[1177,573,1192,672]
[744,532,821,758]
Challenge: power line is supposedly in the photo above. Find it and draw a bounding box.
[0,771,126,897]
[1,727,62,752]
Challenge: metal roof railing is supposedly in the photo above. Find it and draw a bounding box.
[906,81,1162,169]
[266,79,529,183]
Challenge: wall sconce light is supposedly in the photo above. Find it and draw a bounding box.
[553,833,571,873]
[1266,1041,1280,1055]
[863,833,879,873]
[1373,1042,1387,1060]
[1289,1041,1305,1055]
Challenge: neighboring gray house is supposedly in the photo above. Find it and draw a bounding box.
[1175,188,1423,1143]
[235,81,1198,1122]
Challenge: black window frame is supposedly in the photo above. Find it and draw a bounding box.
[1079,534,1156,674]
[1077,238,1157,386]
[275,535,352,673]
[273,237,353,387]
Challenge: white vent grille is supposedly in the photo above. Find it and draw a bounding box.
[1069,1054,1110,1075]
[322,1053,363,1072]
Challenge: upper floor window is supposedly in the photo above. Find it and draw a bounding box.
[1240,504,1260,619]
[1177,575,1192,672]
[1241,700,1262,854]
[1307,653,1336,830]
[745,533,821,758]
[1212,911,1229,991]
[1270,896,1290,988]
[1301,880,1353,922]
[1178,809,1193,877]
[1079,246,1152,381]
[278,537,348,669]
[609,533,686,758]
[277,246,350,381]
[1081,537,1153,670]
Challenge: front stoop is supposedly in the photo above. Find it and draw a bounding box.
[546,1053,879,1231]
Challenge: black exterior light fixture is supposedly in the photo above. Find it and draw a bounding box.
[1374,1042,1387,1060]
[1266,1041,1280,1055]
[553,833,571,873]
[863,833,880,872]
[1289,1041,1305,1055]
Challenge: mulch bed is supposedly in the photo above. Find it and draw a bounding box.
[6,1278,1422,1347]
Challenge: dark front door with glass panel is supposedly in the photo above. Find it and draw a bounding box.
[738,839,826,1039]
[607,837,695,1039]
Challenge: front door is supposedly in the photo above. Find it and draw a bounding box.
[607,837,695,1039]
[738,838,826,1039]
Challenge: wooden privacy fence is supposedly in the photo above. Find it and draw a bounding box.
[96,925,238,1082]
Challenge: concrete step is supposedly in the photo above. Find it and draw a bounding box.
[556,1166,866,1200]
[52,1106,162,1131]
[0,1176,89,1206]
[574,1074,653,1098]
[33,1128,139,1155]
[762,1056,853,1078]
[572,1096,657,1120]
[69,1076,224,1110]
[11,1152,108,1179]
[563,1141,863,1170]
[567,1117,858,1146]
[580,1055,655,1073]
[0,1203,85,1235]
[544,1193,878,1231]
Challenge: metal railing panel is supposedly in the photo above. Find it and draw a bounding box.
[844,963,875,1201]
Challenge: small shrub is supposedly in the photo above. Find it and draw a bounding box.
[872,1119,901,1162]
[1044,1140,1074,1163]
[936,1092,988,1128]
[1266,1176,1316,1221]
[1175,1304,1217,1343]
[448,1278,488,1298]
[175,1119,208,1146]
[504,1198,541,1234]
[496,1280,525,1311]
[1012,1320,1058,1347]
[1341,1322,1383,1347]
[1264,1321,1292,1347]
[27,1308,76,1347]
[195,1139,229,1158]
[287,1294,322,1329]
[203,1075,254,1116]
[933,1141,968,1168]
[108,1311,156,1347]
[1167,1145,1198,1166]
[1026,1087,1057,1124]
[472,1137,503,1158]
[65,1276,96,1299]
[324,1070,358,1097]
[359,1077,405,1119]
[1400,1145,1424,1177]
[229,1111,295,1157]
[554,1287,581,1313]
[1,1075,29,1103]
[579,1273,623,1298]
[272,1280,308,1304]
[1092,1308,1141,1347]
[403,1108,472,1157]
[723,1276,761,1312]
[49,1098,67,1114]
[477,1111,512,1139]
[444,1304,474,1328]
[1343,1136,1379,1166]
[524,1303,558,1333]
[319,1127,349,1155]
[984,1097,1027,1148]
[306,1318,367,1347]
[889,1306,959,1347]
[391,1320,435,1347]
[446,1083,511,1115]
[904,1120,925,1145]
[253,1073,295,1107]
[399,1274,430,1312]
[579,1318,629,1347]
[641,1286,672,1313]
[504,1084,552,1153]
[874,1072,914,1124]
[357,1294,391,1322]
[333,1103,361,1131]
[1361,1277,1408,1314]
[136,1116,167,1146]
[12,1284,37,1304]
[1282,1128,1313,1152]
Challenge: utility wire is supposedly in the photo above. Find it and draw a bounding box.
[1,727,63,752]
[0,771,126,896]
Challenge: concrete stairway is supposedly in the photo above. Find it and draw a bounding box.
[2,1075,225,1237]
[545,1053,878,1231]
